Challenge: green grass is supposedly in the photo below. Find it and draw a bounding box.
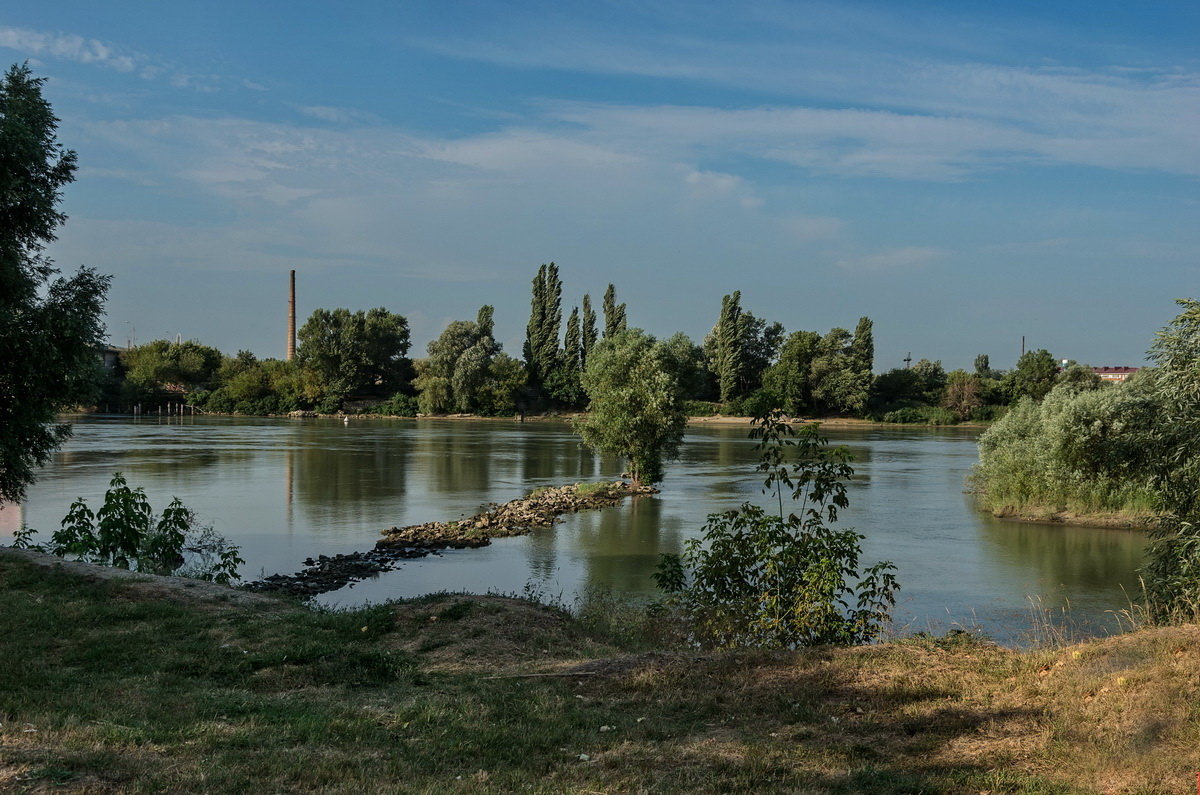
[2,553,1197,793]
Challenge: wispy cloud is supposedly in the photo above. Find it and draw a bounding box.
[0,24,229,92]
[0,25,137,72]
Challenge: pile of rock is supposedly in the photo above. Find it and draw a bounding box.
[376,480,652,551]
[242,480,654,598]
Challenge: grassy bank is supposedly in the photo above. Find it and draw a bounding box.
[2,550,1198,793]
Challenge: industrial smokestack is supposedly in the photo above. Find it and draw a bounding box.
[287,270,296,361]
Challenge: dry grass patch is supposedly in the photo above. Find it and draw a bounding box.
[3,552,1199,793]
[384,594,622,673]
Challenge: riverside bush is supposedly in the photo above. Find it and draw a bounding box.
[655,410,898,648]
[20,473,243,583]
[975,379,1158,517]
[366,392,418,417]
[683,400,720,417]
[882,406,958,425]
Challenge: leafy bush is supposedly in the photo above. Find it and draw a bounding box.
[969,404,1008,422]
[974,381,1158,517]
[655,410,898,648]
[366,392,418,417]
[722,389,780,418]
[882,406,958,425]
[316,395,343,415]
[23,473,244,583]
[683,400,721,417]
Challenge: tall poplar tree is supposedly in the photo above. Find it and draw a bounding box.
[712,291,747,403]
[523,263,563,392]
[581,294,598,367]
[564,307,582,374]
[551,305,584,406]
[602,284,627,338]
[850,316,874,374]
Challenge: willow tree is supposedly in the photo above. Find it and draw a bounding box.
[1144,299,1200,619]
[1,64,109,503]
[575,329,686,488]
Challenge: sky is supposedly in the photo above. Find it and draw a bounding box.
[3,0,1197,370]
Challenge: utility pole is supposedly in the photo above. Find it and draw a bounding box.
[287,269,296,361]
[903,352,912,369]
[1021,335,1025,358]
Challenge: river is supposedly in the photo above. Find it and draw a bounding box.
[3,415,1145,645]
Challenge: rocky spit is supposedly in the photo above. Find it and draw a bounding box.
[243,481,653,598]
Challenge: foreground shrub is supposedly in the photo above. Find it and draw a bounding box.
[655,410,898,648]
[15,473,243,583]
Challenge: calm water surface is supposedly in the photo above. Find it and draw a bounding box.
[5,416,1145,644]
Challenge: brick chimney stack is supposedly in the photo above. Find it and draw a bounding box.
[287,269,296,361]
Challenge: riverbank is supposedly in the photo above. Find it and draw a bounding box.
[74,410,986,430]
[991,504,1157,531]
[2,548,1196,793]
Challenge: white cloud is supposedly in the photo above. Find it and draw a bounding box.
[0,26,136,72]
[0,24,227,92]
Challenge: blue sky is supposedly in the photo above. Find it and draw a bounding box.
[3,1,1197,370]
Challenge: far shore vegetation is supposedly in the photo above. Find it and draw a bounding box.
[99,268,1110,434]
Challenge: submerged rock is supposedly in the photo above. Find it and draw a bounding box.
[376,481,653,551]
[243,480,652,598]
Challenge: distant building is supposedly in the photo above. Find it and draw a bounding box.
[98,345,124,370]
[1092,366,1139,382]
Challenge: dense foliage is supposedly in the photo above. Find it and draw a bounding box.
[574,329,687,487]
[655,410,898,647]
[0,64,109,503]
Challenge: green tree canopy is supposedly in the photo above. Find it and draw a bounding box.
[581,293,598,367]
[0,64,109,503]
[415,305,506,414]
[810,328,871,415]
[576,329,687,487]
[123,340,224,392]
[523,263,563,395]
[1008,348,1059,402]
[297,307,411,402]
[763,330,821,414]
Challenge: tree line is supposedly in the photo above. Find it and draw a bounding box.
[105,262,1080,427]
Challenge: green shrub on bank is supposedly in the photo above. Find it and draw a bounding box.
[882,406,959,425]
[655,411,898,648]
[364,392,418,417]
[16,473,244,583]
[975,379,1159,516]
[683,400,721,416]
[722,389,780,418]
[969,404,1009,422]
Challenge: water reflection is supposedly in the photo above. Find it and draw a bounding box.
[978,516,1144,596]
[12,416,1145,642]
